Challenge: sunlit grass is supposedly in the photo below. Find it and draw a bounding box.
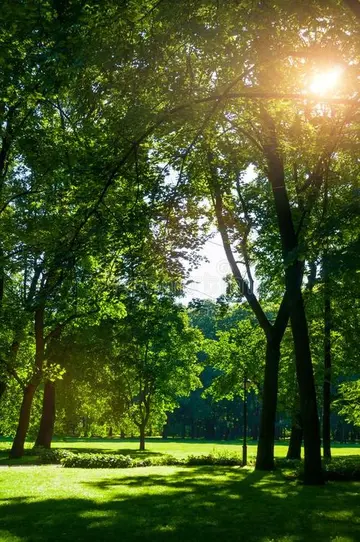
[0,437,359,463]
[0,465,359,541]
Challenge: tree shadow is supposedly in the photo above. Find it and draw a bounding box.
[0,466,359,541]
[0,451,40,467]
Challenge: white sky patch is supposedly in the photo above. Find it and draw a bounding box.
[183,232,229,303]
[183,165,257,303]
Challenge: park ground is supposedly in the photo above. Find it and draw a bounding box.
[0,439,359,542]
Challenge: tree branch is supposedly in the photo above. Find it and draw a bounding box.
[207,155,272,338]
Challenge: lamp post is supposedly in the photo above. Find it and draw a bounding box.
[242,374,251,466]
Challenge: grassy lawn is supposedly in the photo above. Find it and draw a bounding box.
[0,438,359,468]
[1,437,359,464]
[0,465,359,542]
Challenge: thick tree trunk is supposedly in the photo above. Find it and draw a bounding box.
[139,425,145,451]
[287,409,302,460]
[10,382,38,458]
[9,305,45,459]
[35,380,55,449]
[323,267,332,459]
[288,264,323,484]
[256,340,281,470]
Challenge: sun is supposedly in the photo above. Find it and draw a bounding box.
[309,66,343,96]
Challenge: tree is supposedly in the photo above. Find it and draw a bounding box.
[115,294,203,450]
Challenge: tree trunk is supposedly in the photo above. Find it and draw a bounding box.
[139,425,145,451]
[9,305,45,459]
[287,410,302,460]
[9,382,38,458]
[256,339,281,470]
[323,264,332,459]
[35,380,56,449]
[261,108,323,485]
[288,265,323,484]
[211,163,289,474]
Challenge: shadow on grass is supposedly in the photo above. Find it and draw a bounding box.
[0,451,41,467]
[0,467,359,542]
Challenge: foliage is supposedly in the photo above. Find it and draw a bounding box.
[334,380,360,427]
[33,447,243,468]
[204,316,264,401]
[323,455,360,481]
[60,452,133,469]
[113,294,204,446]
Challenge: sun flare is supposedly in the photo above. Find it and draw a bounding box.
[309,67,343,96]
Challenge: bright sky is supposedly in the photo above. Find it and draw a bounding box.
[182,165,257,304]
[183,232,229,303]
[309,66,344,96]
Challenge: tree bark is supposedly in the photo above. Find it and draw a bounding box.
[256,340,281,470]
[323,261,332,459]
[35,380,56,449]
[261,107,323,484]
[287,409,302,460]
[139,425,145,451]
[10,305,45,459]
[287,264,323,484]
[10,382,38,458]
[211,170,289,472]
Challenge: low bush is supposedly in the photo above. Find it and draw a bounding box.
[133,455,181,467]
[323,456,360,481]
[26,447,73,464]
[60,452,133,468]
[186,450,243,466]
[28,448,360,480]
[276,456,360,482]
[37,449,244,468]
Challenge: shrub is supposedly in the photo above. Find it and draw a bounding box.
[27,447,73,464]
[55,450,244,469]
[133,455,182,467]
[276,456,360,482]
[323,456,360,481]
[60,452,133,468]
[186,451,243,466]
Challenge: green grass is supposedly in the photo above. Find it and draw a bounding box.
[0,438,359,466]
[0,465,359,541]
